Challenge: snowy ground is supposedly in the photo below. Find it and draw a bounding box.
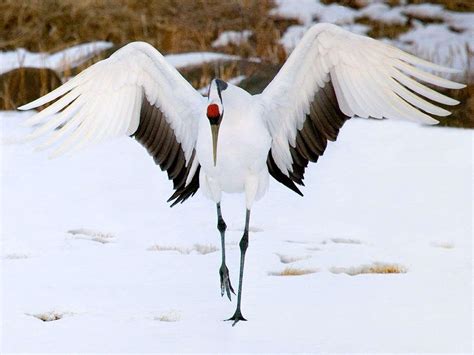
[1,111,472,353]
[1,0,473,352]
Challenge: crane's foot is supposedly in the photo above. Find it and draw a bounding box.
[226,309,247,326]
[219,264,235,300]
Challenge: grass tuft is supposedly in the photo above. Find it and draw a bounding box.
[330,262,407,276]
[269,267,318,276]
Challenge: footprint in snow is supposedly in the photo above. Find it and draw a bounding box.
[284,239,310,244]
[3,253,29,260]
[228,226,263,233]
[26,310,73,322]
[321,237,363,245]
[147,244,218,255]
[154,310,181,322]
[67,228,115,244]
[430,241,455,249]
[275,253,311,264]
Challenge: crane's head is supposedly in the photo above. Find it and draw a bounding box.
[206,78,227,166]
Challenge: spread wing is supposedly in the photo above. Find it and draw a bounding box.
[18,41,205,205]
[259,23,465,194]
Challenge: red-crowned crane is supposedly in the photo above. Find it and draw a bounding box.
[19,23,465,325]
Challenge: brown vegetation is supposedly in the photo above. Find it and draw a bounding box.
[0,0,280,60]
[0,67,61,110]
[0,0,472,128]
[269,267,318,276]
[437,84,474,128]
[330,262,407,275]
[407,0,474,12]
[356,17,412,39]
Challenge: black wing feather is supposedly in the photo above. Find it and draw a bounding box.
[132,97,200,206]
[267,80,349,194]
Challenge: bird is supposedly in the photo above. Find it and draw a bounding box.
[18,23,465,326]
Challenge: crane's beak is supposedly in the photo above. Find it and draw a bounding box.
[207,102,222,166]
[210,124,220,166]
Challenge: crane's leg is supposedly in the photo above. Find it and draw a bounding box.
[227,208,250,326]
[217,203,235,300]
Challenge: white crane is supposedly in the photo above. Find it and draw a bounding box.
[19,23,464,325]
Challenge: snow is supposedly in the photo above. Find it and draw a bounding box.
[403,3,444,20]
[279,25,309,52]
[445,11,474,32]
[341,23,371,35]
[164,52,242,69]
[212,30,253,48]
[396,22,474,79]
[315,4,357,25]
[1,45,247,77]
[270,0,324,26]
[359,3,407,24]
[0,0,473,351]
[0,42,113,75]
[1,111,471,353]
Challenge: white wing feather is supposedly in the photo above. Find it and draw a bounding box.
[19,42,206,162]
[259,23,465,174]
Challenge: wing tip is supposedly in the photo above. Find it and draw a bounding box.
[424,117,439,125]
[452,82,467,90]
[17,103,34,111]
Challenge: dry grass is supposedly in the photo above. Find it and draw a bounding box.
[0,0,280,60]
[1,0,472,128]
[330,262,407,276]
[406,0,474,12]
[269,267,318,276]
[0,67,62,110]
[356,17,412,39]
[437,84,474,128]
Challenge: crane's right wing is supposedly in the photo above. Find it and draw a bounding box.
[258,23,465,194]
[18,41,206,205]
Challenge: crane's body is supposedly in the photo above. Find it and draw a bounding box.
[18,23,465,325]
[197,84,271,208]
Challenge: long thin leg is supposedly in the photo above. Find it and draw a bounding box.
[217,203,234,300]
[227,208,250,326]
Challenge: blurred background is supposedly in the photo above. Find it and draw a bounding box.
[1,0,473,127]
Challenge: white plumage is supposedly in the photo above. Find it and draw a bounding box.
[18,23,465,325]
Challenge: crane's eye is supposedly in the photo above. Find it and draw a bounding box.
[207,104,220,120]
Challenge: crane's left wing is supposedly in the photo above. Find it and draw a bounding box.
[18,42,206,205]
[258,23,465,194]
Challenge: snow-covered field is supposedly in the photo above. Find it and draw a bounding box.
[1,111,471,353]
[1,0,473,352]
